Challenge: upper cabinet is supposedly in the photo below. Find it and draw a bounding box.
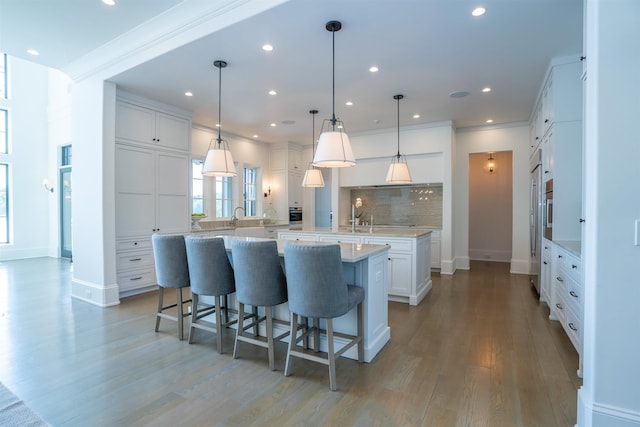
[288,146,304,172]
[116,101,191,151]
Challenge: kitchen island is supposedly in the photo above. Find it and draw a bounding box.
[210,236,390,363]
[278,228,432,306]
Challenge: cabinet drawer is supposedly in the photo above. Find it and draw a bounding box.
[118,269,156,292]
[117,238,152,251]
[566,277,582,312]
[363,237,413,253]
[117,250,154,271]
[565,307,581,352]
[554,298,567,324]
[319,235,361,244]
[566,255,582,283]
[278,233,318,242]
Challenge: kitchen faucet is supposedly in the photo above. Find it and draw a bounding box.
[231,206,244,226]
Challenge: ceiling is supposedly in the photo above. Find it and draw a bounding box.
[0,0,583,146]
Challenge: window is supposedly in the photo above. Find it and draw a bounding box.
[0,53,6,99]
[0,109,6,154]
[61,145,72,166]
[215,176,233,218]
[0,164,8,244]
[192,159,204,215]
[243,167,257,217]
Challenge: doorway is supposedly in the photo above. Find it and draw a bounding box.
[59,145,72,260]
[314,168,332,227]
[468,151,513,262]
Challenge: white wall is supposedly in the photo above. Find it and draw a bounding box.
[0,57,50,261]
[455,124,530,274]
[578,1,640,425]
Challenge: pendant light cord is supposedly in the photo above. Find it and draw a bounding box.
[331,28,336,129]
[217,63,222,147]
[396,96,400,158]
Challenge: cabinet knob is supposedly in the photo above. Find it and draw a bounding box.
[558,255,563,258]
[572,264,577,269]
[544,119,549,123]
[543,261,547,265]
[579,218,585,223]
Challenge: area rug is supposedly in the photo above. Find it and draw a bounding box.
[0,382,50,426]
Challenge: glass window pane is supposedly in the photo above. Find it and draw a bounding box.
[61,145,72,166]
[0,109,7,154]
[0,164,8,243]
[0,53,6,99]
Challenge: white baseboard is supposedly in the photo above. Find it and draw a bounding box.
[509,258,530,275]
[71,278,120,307]
[578,388,640,426]
[0,247,50,261]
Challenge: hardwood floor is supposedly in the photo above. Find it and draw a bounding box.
[0,258,581,426]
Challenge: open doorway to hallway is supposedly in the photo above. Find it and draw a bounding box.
[59,145,71,260]
[468,151,512,262]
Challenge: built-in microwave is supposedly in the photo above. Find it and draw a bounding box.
[289,207,302,224]
[543,179,553,240]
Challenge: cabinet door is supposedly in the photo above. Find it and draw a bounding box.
[116,102,155,144]
[542,130,554,181]
[542,77,553,134]
[288,171,303,206]
[288,148,303,172]
[156,112,190,151]
[116,145,156,237]
[388,252,412,297]
[156,152,190,234]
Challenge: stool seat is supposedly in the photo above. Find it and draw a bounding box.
[283,243,364,391]
[231,239,289,371]
[152,233,191,340]
[185,236,236,353]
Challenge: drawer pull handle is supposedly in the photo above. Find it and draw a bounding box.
[129,258,142,262]
[130,276,143,281]
[572,264,578,269]
[568,322,578,331]
[558,255,563,259]
[134,242,138,246]
[570,291,578,298]
[556,303,563,310]
[543,261,548,265]
[556,276,564,282]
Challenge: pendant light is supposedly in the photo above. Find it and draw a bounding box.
[202,60,236,177]
[302,109,325,187]
[312,20,356,168]
[385,94,412,183]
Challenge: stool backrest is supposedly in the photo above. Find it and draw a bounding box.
[152,234,189,289]
[231,239,287,306]
[185,236,235,296]
[283,243,348,318]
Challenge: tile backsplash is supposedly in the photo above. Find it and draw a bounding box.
[350,184,443,228]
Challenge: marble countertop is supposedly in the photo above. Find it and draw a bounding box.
[284,227,433,238]
[216,235,389,263]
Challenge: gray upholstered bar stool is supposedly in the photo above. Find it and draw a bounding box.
[231,239,289,371]
[151,233,191,340]
[184,236,236,353]
[283,243,364,391]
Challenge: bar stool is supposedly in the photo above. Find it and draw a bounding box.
[184,236,236,353]
[283,243,364,391]
[231,239,289,371]
[151,233,191,340]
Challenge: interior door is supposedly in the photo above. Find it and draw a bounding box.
[60,165,72,259]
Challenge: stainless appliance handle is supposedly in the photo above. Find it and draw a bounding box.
[530,179,537,256]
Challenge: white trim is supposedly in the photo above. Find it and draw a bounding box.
[578,388,640,426]
[71,278,120,307]
[509,258,530,275]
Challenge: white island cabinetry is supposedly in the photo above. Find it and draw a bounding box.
[278,228,432,306]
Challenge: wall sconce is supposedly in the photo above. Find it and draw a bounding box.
[484,152,497,174]
[42,179,54,193]
[263,185,271,198]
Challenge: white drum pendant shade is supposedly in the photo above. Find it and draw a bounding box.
[302,168,325,187]
[313,131,356,168]
[385,159,412,183]
[203,146,236,177]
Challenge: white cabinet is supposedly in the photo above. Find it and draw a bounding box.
[288,171,303,207]
[288,147,304,172]
[430,230,441,270]
[277,230,432,306]
[268,143,305,215]
[115,144,190,237]
[116,101,190,151]
[542,129,554,181]
[540,239,552,305]
[551,242,583,377]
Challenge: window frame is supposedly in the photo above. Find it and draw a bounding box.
[215,175,233,218]
[243,167,257,217]
[191,159,204,215]
[0,163,9,244]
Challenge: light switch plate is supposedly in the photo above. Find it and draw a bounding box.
[635,219,640,246]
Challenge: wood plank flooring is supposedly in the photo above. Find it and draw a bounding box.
[0,258,581,426]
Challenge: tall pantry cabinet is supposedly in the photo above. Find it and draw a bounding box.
[114,93,192,296]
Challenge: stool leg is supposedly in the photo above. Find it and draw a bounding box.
[284,311,298,377]
[266,306,275,371]
[233,303,245,359]
[252,306,259,336]
[357,302,364,363]
[188,293,199,344]
[223,295,229,323]
[155,287,164,332]
[327,319,337,391]
[177,288,184,341]
[313,318,320,352]
[215,295,223,354]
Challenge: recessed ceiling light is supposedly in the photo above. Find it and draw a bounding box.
[413,114,420,119]
[184,91,193,97]
[345,101,353,106]
[472,7,486,16]
[262,44,273,52]
[102,0,116,5]
[270,123,277,127]
[253,134,259,138]
[486,119,494,123]
[268,90,277,96]
[449,90,469,98]
[482,87,491,93]
[215,123,220,127]
[369,66,379,73]
[281,120,295,125]
[27,49,39,56]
